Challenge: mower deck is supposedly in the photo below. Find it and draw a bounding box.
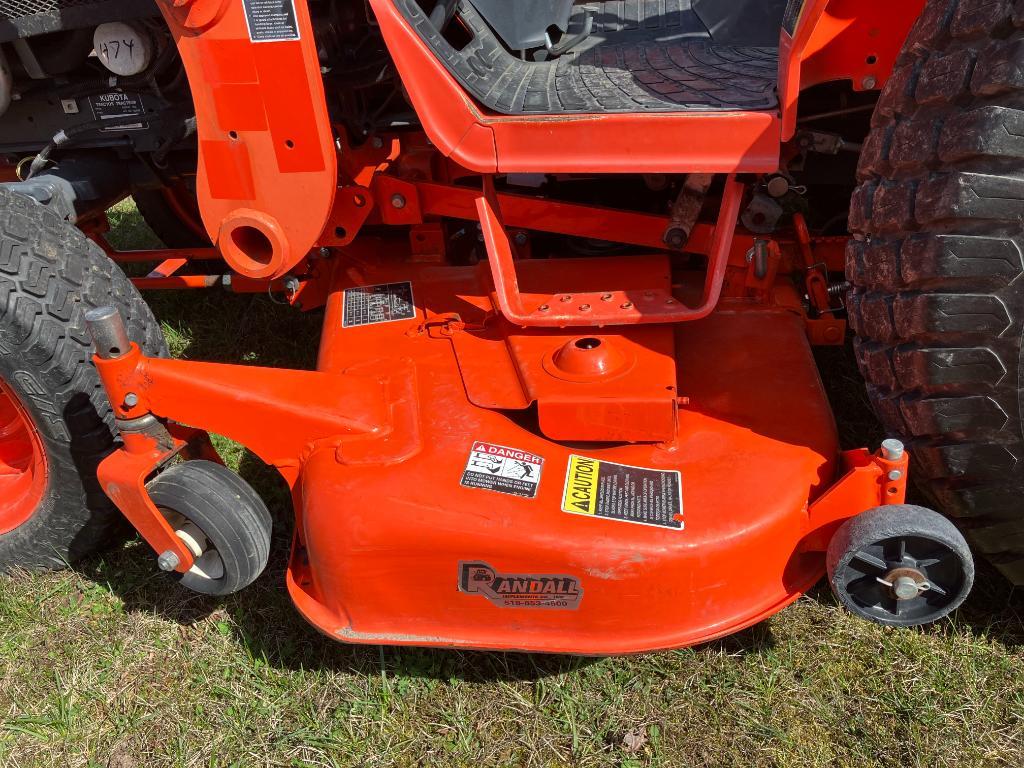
[285,258,839,653]
[397,0,778,114]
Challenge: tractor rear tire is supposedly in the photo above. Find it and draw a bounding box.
[848,0,1024,584]
[0,187,166,569]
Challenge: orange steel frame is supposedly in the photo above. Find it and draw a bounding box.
[79,0,926,651]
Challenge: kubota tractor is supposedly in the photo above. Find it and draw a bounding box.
[0,0,1015,652]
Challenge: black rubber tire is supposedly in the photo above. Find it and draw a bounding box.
[147,460,271,596]
[827,505,974,627]
[0,187,166,569]
[133,188,209,249]
[848,0,1024,584]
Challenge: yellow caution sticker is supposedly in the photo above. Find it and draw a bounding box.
[563,455,600,515]
[561,455,683,530]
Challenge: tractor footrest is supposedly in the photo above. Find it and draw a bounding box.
[396,0,778,115]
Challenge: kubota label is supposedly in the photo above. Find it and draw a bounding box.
[459,562,582,609]
[561,455,684,530]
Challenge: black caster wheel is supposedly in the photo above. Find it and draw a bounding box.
[827,505,974,627]
[147,460,272,596]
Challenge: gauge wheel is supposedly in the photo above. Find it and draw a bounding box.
[147,460,272,596]
[827,504,974,627]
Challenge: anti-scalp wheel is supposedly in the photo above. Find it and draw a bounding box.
[147,460,272,596]
[827,505,974,627]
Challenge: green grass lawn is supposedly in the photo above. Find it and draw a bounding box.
[1,202,1022,767]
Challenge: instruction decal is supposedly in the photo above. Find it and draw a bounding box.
[242,0,300,42]
[561,455,683,530]
[460,441,543,499]
[342,282,416,328]
[88,92,147,131]
[459,562,582,610]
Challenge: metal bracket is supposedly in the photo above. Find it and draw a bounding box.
[476,175,744,327]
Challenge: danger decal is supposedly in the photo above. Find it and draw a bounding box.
[342,282,416,328]
[459,562,582,610]
[561,455,683,530]
[460,441,543,499]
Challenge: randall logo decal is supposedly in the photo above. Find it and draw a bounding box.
[459,562,583,610]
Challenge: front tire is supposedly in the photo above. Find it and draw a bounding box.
[848,0,1024,583]
[0,187,165,569]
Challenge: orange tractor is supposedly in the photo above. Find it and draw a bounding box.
[0,0,1011,652]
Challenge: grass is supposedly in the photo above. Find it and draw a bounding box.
[1,200,1023,767]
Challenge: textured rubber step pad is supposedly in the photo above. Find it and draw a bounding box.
[396,0,779,114]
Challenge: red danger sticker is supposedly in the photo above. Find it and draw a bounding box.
[460,441,543,499]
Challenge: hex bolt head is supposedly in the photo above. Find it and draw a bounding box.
[123,392,139,409]
[888,469,903,481]
[390,194,407,209]
[862,75,877,89]
[881,438,905,461]
[157,550,180,572]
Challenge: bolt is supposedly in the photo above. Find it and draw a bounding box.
[621,302,633,309]
[559,295,572,303]
[538,304,550,312]
[123,392,139,409]
[892,575,921,600]
[513,232,528,247]
[579,304,591,312]
[601,293,613,302]
[888,469,903,481]
[284,276,301,295]
[157,550,180,572]
[391,194,407,209]
[664,228,686,249]
[319,247,331,259]
[881,438,905,461]
[862,75,877,90]
[766,175,790,198]
[371,136,384,149]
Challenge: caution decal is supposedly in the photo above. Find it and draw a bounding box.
[562,455,683,530]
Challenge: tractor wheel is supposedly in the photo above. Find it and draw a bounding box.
[848,0,1024,584]
[134,185,209,248]
[0,187,166,569]
[148,461,272,596]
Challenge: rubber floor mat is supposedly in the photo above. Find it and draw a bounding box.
[395,0,779,114]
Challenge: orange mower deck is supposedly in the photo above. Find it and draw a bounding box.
[87,245,906,653]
